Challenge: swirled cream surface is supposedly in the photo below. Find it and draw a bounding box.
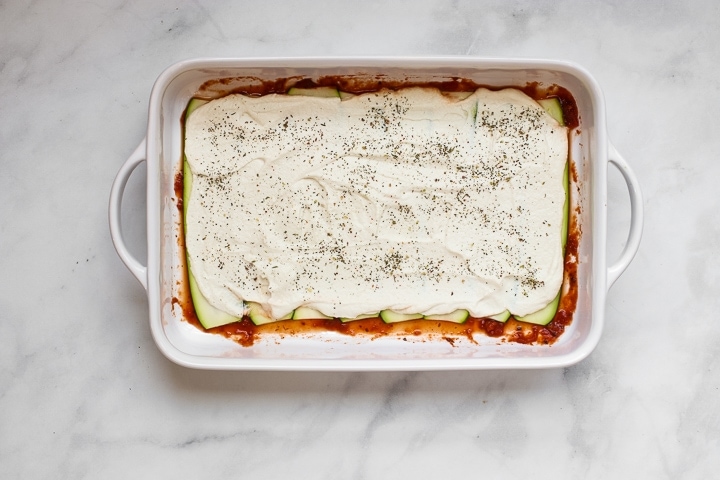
[184,88,567,320]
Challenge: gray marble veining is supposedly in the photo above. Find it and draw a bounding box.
[1,0,719,478]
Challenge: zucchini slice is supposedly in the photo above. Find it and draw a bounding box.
[380,310,424,323]
[186,98,209,118]
[340,313,380,323]
[292,306,333,320]
[538,97,565,126]
[488,310,511,322]
[424,309,470,323]
[187,268,241,329]
[287,86,340,98]
[247,302,273,326]
[513,291,561,326]
[246,302,293,326]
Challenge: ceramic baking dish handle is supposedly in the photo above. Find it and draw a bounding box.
[109,139,148,290]
[606,142,643,289]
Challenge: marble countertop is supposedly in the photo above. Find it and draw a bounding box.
[2,1,718,478]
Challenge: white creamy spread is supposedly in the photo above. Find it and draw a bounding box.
[184,87,567,320]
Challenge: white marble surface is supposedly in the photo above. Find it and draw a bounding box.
[1,0,718,478]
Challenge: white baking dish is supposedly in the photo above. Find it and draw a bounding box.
[109,57,643,371]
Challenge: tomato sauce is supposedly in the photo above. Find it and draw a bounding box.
[197,75,580,129]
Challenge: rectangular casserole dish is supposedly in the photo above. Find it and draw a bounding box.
[109,57,643,371]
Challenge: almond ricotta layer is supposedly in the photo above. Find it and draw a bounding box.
[184,87,568,320]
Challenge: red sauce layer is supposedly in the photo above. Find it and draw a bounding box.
[197,75,579,129]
